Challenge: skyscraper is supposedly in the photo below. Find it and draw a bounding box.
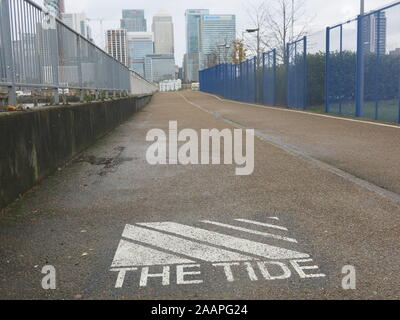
[121,10,147,32]
[62,13,93,41]
[106,29,128,66]
[145,54,175,83]
[127,32,154,77]
[184,9,209,82]
[200,14,236,69]
[152,10,174,55]
[362,11,387,55]
[186,9,209,54]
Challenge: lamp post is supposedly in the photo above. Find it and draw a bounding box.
[246,28,260,68]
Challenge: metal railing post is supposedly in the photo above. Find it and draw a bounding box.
[303,36,307,110]
[286,43,290,108]
[76,36,84,102]
[325,27,330,113]
[356,14,365,118]
[1,0,16,106]
[273,49,277,106]
[50,20,60,104]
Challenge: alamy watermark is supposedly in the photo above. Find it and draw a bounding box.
[41,265,56,290]
[342,265,356,290]
[146,121,255,176]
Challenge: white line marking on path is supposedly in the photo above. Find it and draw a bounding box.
[178,93,400,206]
[268,217,280,221]
[138,222,308,260]
[122,225,255,263]
[111,240,195,268]
[201,220,297,243]
[235,219,288,231]
[201,92,400,129]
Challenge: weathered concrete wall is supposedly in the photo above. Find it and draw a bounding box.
[0,95,152,209]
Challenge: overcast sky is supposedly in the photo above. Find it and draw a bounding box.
[37,0,394,66]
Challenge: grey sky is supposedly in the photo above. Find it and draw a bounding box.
[38,0,394,66]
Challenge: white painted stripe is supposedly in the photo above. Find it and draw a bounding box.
[122,225,255,263]
[111,240,194,268]
[202,220,297,243]
[138,222,309,260]
[179,93,400,206]
[201,92,400,129]
[235,219,288,231]
[268,217,280,221]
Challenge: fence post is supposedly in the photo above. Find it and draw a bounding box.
[51,21,60,104]
[303,36,307,110]
[1,0,16,106]
[374,12,381,120]
[273,49,277,106]
[286,43,290,108]
[76,36,84,102]
[356,14,364,118]
[254,58,260,103]
[325,27,330,113]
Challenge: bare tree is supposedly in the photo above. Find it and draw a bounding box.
[243,2,270,58]
[245,0,311,63]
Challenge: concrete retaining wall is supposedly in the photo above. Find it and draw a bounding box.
[0,95,152,209]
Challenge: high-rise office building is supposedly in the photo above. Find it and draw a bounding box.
[200,14,236,69]
[62,13,93,41]
[184,9,209,82]
[152,10,174,55]
[121,10,147,32]
[127,32,154,77]
[186,9,209,54]
[106,29,128,66]
[362,11,387,55]
[144,54,175,83]
[44,0,64,18]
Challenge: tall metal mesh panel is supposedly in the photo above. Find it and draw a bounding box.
[326,19,358,116]
[262,49,276,106]
[287,37,307,109]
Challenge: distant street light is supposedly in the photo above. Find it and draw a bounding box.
[245,28,260,67]
[360,0,365,14]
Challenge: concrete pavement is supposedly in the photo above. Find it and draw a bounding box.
[0,91,399,300]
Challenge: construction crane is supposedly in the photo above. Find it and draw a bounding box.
[86,18,120,50]
[86,18,120,36]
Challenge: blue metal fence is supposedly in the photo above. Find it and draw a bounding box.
[200,1,400,124]
[326,19,358,116]
[287,37,307,109]
[262,49,276,105]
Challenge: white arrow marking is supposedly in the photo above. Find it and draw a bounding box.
[139,222,309,260]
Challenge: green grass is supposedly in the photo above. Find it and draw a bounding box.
[308,99,400,123]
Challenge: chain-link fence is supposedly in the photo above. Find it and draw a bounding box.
[200,1,400,123]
